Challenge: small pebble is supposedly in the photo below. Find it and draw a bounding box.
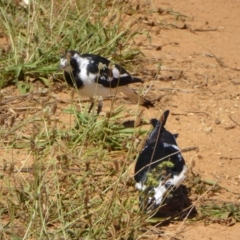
[225,125,236,130]
[215,118,221,125]
[204,126,212,133]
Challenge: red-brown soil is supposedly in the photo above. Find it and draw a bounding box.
[0,0,240,239]
[138,0,240,238]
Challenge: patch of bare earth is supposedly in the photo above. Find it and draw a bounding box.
[134,0,240,239]
[0,0,240,239]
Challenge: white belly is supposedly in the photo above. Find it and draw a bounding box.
[78,67,120,98]
[78,81,119,98]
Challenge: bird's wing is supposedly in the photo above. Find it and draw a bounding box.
[134,142,155,182]
[64,70,84,89]
[134,140,185,183]
[83,54,143,88]
[134,110,184,183]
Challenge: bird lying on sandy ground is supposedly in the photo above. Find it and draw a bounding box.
[59,50,154,114]
[134,110,187,211]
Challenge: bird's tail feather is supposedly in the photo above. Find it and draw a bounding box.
[119,86,154,108]
[132,77,144,84]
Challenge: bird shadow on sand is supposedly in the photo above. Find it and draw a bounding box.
[122,119,147,128]
[147,185,197,223]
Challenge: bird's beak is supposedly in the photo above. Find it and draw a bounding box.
[58,57,68,71]
[58,57,73,72]
[57,64,63,71]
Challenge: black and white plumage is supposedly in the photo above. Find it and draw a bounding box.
[59,50,154,114]
[134,110,187,210]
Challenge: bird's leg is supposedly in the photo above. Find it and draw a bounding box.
[97,96,103,115]
[88,97,94,113]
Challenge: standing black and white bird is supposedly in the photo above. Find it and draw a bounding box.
[134,110,187,210]
[59,50,154,114]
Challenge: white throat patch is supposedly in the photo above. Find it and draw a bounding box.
[60,58,72,72]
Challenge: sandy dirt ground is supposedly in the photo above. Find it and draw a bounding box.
[137,0,240,239]
[0,0,240,239]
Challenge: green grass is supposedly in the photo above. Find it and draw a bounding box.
[1,0,239,239]
[0,0,142,91]
[0,100,154,239]
[0,1,159,238]
[199,201,240,225]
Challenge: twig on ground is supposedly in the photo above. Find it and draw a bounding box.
[193,48,228,68]
[171,112,188,116]
[174,23,218,32]
[229,115,240,127]
[220,156,240,160]
[0,94,30,104]
[0,90,50,105]
[225,125,236,130]
[188,111,212,118]
[181,146,199,152]
[157,88,194,93]
[194,28,218,32]
[171,111,211,118]
[202,179,240,195]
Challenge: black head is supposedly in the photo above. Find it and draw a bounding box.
[134,110,185,183]
[59,50,81,72]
